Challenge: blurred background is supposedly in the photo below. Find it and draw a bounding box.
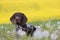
[0,0,60,24]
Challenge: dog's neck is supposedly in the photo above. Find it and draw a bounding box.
[16,23,27,28]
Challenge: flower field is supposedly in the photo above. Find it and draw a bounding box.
[0,19,60,40]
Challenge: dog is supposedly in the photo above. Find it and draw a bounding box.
[17,24,43,39]
[10,12,49,39]
[10,12,36,36]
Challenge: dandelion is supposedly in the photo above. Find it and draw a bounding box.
[45,20,52,28]
[57,21,60,25]
[39,24,43,27]
[33,24,43,39]
[57,21,60,27]
[43,30,50,37]
[50,33,58,40]
[33,29,43,39]
[57,21,60,30]
[45,22,51,27]
[39,24,43,29]
[35,24,43,30]
[7,31,11,34]
[17,29,26,36]
[57,26,60,30]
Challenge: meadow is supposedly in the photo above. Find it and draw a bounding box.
[0,0,60,40]
[0,19,60,40]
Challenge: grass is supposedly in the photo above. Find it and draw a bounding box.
[0,19,60,40]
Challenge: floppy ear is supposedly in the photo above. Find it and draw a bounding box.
[22,14,28,25]
[10,14,15,24]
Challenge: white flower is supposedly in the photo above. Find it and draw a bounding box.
[45,19,55,28]
[57,26,60,30]
[35,24,43,31]
[51,33,58,40]
[57,21,60,29]
[7,31,11,34]
[45,21,51,28]
[39,24,43,27]
[57,21,60,25]
[33,29,43,39]
[33,24,43,39]
[17,29,26,36]
[43,30,49,37]
[57,21,60,28]
[45,22,55,28]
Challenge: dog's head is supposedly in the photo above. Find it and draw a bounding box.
[10,12,28,25]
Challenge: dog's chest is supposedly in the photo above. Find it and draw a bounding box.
[22,25,36,36]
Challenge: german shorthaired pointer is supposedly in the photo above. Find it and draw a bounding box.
[10,12,36,36]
